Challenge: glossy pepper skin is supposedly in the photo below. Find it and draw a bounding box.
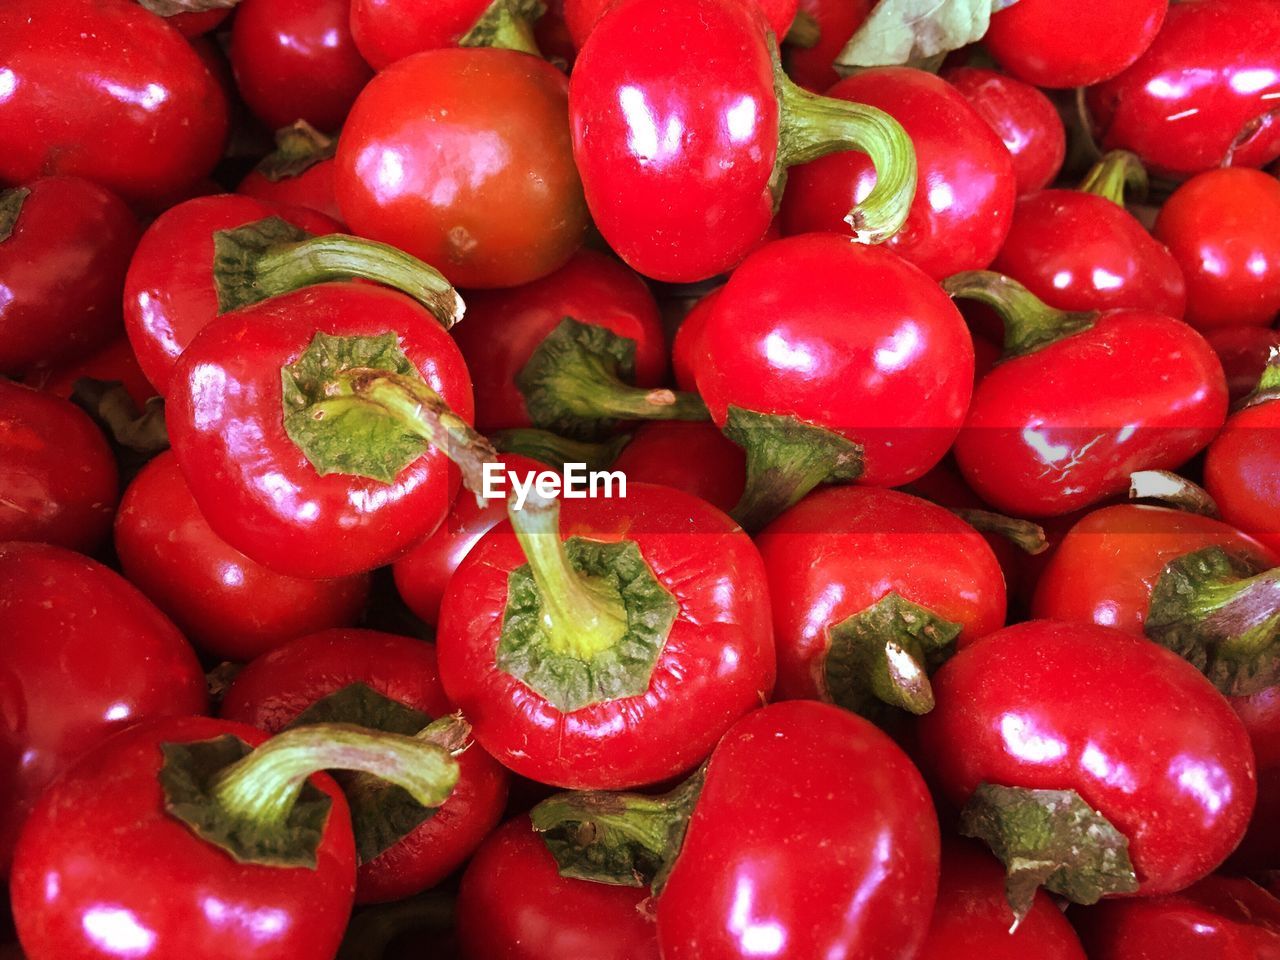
[0,543,207,876]
[23,336,155,411]
[0,0,228,204]
[783,0,874,92]
[942,67,1065,197]
[953,310,1227,518]
[115,452,371,662]
[451,250,666,433]
[613,421,747,514]
[566,0,797,49]
[221,628,509,904]
[238,161,344,226]
[349,0,490,70]
[0,178,141,376]
[336,48,588,289]
[695,234,974,488]
[1074,875,1280,960]
[656,700,940,960]
[1087,0,1280,178]
[1205,388,1280,555]
[165,283,474,580]
[671,288,720,394]
[0,381,119,554]
[123,194,342,396]
[756,486,1006,702]
[1229,687,1280,872]
[1206,327,1280,404]
[437,483,775,789]
[457,815,659,960]
[919,620,1256,896]
[10,716,354,960]
[782,67,1015,282]
[1154,168,1280,331]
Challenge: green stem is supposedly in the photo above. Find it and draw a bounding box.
[212,723,459,829]
[774,47,917,244]
[943,271,1097,359]
[491,427,630,472]
[459,0,544,54]
[508,490,629,661]
[1239,347,1280,411]
[950,508,1049,555]
[1078,150,1148,207]
[1128,470,1219,517]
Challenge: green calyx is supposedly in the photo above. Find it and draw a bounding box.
[1128,470,1220,517]
[530,765,705,891]
[0,186,30,243]
[287,683,471,864]
[496,490,678,713]
[1146,546,1280,697]
[161,722,460,868]
[255,121,337,182]
[213,216,464,329]
[950,508,1049,555]
[823,592,962,718]
[1078,150,1148,207]
[491,427,630,472]
[1240,348,1280,411]
[724,406,864,534]
[281,331,496,492]
[773,43,917,244]
[459,0,545,54]
[960,783,1139,927]
[516,317,708,440]
[943,271,1097,360]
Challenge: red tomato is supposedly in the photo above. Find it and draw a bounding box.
[655,700,940,959]
[0,0,228,204]
[336,48,588,289]
[783,0,874,92]
[919,620,1256,896]
[11,716,354,960]
[0,178,140,376]
[0,542,206,875]
[612,421,746,514]
[221,628,509,904]
[670,288,720,394]
[782,67,1016,281]
[1074,875,1280,960]
[165,283,474,579]
[1154,168,1280,331]
[230,0,373,133]
[943,66,1066,196]
[1204,379,1280,554]
[1206,326,1280,403]
[437,484,775,789]
[115,451,371,661]
[0,381,119,554]
[1087,0,1280,177]
[457,815,659,960]
[983,0,1166,88]
[756,486,1006,709]
[565,0,798,49]
[23,337,156,411]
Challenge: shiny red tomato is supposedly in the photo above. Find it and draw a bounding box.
[336,48,588,289]
[0,542,206,875]
[1087,0,1280,177]
[1204,368,1280,554]
[0,0,228,204]
[612,421,746,513]
[782,67,1015,281]
[783,0,873,92]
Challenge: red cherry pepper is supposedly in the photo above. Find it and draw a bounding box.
[11,713,460,960]
[671,287,720,394]
[532,699,940,960]
[1087,0,1280,178]
[166,281,479,579]
[612,421,747,514]
[457,815,659,960]
[0,178,140,377]
[1074,875,1280,960]
[0,0,228,205]
[992,151,1186,319]
[983,0,1166,88]
[230,0,374,134]
[782,0,873,92]
[238,123,345,225]
[1154,168,1280,332]
[0,542,206,875]
[948,272,1227,518]
[942,66,1066,197]
[569,0,917,283]
[1229,687,1280,872]
[694,234,974,529]
[781,66,1015,281]
[115,451,372,662]
[1205,355,1280,554]
[437,484,775,789]
[0,381,119,553]
[565,0,797,50]
[23,337,155,411]
[159,7,232,38]
[1206,326,1280,404]
[756,486,1006,718]
[336,48,589,289]
[221,628,509,904]
[350,0,544,70]
[919,620,1256,914]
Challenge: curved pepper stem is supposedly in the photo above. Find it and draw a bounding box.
[949,508,1049,555]
[460,0,545,54]
[1128,470,1219,517]
[773,45,916,244]
[1078,150,1148,207]
[943,270,1097,360]
[491,427,630,473]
